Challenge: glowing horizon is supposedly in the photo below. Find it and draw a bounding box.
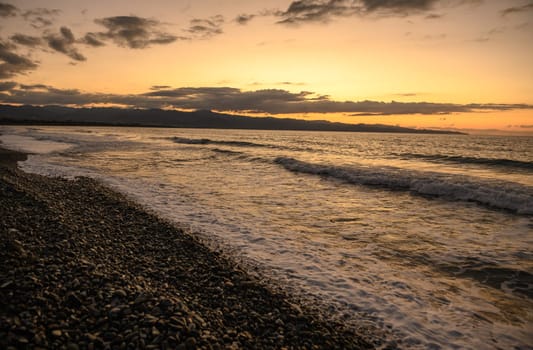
[1,0,532,134]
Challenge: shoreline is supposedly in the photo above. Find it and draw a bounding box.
[0,146,376,349]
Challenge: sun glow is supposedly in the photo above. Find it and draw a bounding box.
[0,0,531,134]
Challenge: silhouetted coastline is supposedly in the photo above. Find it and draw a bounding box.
[0,104,464,135]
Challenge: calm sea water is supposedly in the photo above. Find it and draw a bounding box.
[1,126,532,349]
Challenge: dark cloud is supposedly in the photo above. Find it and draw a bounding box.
[94,16,179,49]
[186,15,224,38]
[61,26,75,41]
[45,27,86,61]
[22,8,61,18]
[138,89,533,115]
[278,81,306,86]
[393,92,419,97]
[2,84,532,116]
[1,84,102,105]
[30,17,53,28]
[0,2,17,17]
[362,0,438,12]
[276,0,475,24]
[140,88,362,113]
[0,84,159,107]
[142,87,318,112]
[463,103,533,111]
[501,2,533,16]
[19,84,51,90]
[22,8,61,28]
[147,33,179,45]
[79,32,106,47]
[278,0,362,24]
[10,34,42,47]
[0,81,17,91]
[235,14,256,25]
[150,85,172,90]
[425,13,442,19]
[233,9,284,25]
[0,39,38,79]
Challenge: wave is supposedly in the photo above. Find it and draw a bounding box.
[211,148,244,155]
[453,265,532,299]
[170,136,271,148]
[275,157,533,214]
[169,136,316,153]
[395,153,533,170]
[406,253,533,298]
[429,255,533,298]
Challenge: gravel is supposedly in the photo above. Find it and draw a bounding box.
[0,148,379,349]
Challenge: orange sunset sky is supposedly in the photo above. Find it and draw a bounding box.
[0,0,532,134]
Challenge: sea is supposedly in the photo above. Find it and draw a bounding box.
[1,125,532,349]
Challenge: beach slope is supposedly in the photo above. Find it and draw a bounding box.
[0,148,374,349]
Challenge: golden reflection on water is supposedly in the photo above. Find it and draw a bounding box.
[5,126,532,349]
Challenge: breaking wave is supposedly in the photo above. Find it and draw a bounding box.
[395,153,533,170]
[275,157,533,215]
[170,136,271,148]
[168,136,315,153]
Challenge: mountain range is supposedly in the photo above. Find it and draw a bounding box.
[0,104,463,134]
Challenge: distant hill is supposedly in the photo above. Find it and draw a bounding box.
[0,104,464,134]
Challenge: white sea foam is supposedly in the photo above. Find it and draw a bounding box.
[2,126,532,350]
[0,134,74,154]
[275,157,533,215]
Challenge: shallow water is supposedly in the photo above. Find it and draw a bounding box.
[1,126,532,349]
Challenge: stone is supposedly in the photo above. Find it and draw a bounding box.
[0,166,374,350]
[185,337,196,348]
[66,292,82,307]
[113,289,127,299]
[0,280,13,288]
[67,343,79,350]
[109,307,122,318]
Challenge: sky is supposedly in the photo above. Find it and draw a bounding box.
[0,0,532,134]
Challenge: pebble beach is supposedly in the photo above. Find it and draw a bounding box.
[0,146,374,349]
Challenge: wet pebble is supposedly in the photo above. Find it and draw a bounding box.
[0,165,375,350]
